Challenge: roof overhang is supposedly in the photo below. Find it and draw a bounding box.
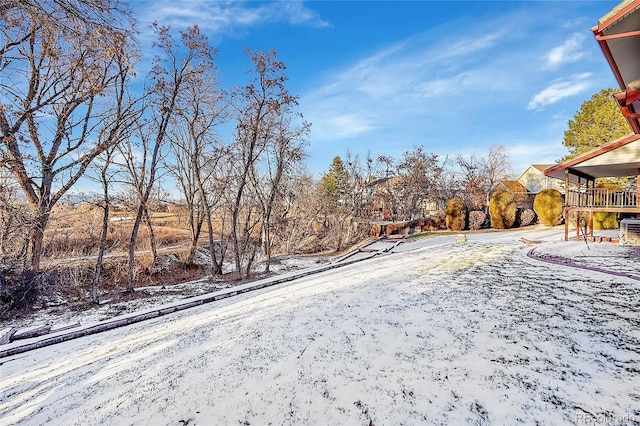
[545,133,640,183]
[592,0,640,134]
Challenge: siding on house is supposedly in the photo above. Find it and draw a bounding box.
[517,164,563,193]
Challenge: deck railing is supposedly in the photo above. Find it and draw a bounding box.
[566,186,638,208]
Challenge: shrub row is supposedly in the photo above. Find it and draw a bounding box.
[444,189,565,231]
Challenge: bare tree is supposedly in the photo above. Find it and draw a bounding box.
[0,0,137,270]
[119,24,215,292]
[277,173,323,254]
[343,151,375,220]
[90,145,120,304]
[372,155,402,221]
[482,144,513,203]
[250,114,309,272]
[395,147,443,220]
[1,1,133,74]
[370,148,443,221]
[167,63,227,271]
[455,153,486,210]
[229,49,301,279]
[456,144,512,210]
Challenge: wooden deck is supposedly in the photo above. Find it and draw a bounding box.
[563,185,640,241]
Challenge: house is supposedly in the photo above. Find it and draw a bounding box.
[543,0,640,242]
[517,164,563,193]
[545,133,640,241]
[490,164,564,210]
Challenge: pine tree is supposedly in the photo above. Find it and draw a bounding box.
[320,156,349,204]
[562,88,631,161]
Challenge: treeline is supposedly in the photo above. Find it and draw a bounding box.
[317,144,512,224]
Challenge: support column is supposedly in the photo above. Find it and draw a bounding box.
[564,169,569,241]
[576,178,582,241]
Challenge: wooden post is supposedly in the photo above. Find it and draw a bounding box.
[564,169,569,241]
[564,169,569,207]
[577,178,581,207]
[576,177,582,241]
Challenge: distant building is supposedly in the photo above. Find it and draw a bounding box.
[517,164,563,193]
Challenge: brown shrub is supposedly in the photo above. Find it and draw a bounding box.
[533,189,563,226]
[489,190,517,229]
[445,198,467,231]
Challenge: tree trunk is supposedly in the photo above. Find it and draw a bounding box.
[186,209,203,265]
[194,168,220,275]
[205,214,221,275]
[126,204,145,293]
[143,207,157,268]
[92,204,109,304]
[231,209,242,280]
[262,221,271,274]
[29,207,50,271]
[244,243,257,279]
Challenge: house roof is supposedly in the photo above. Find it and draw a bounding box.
[515,164,555,186]
[544,133,640,183]
[498,180,529,193]
[592,0,640,134]
[531,164,555,172]
[367,175,407,188]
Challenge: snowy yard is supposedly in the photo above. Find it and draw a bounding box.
[1,229,639,425]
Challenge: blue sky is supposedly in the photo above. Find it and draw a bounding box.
[130,0,622,178]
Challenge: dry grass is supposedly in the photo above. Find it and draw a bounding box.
[1,203,369,320]
[0,203,215,319]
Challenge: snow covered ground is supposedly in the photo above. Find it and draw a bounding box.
[1,227,639,425]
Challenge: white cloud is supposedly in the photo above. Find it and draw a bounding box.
[135,0,329,37]
[544,33,586,69]
[327,114,377,138]
[416,68,512,99]
[302,27,512,140]
[430,32,503,63]
[274,1,331,28]
[527,73,592,110]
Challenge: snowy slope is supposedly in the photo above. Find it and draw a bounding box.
[1,230,639,425]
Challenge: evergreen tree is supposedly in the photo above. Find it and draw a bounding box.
[562,88,631,161]
[320,156,349,204]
